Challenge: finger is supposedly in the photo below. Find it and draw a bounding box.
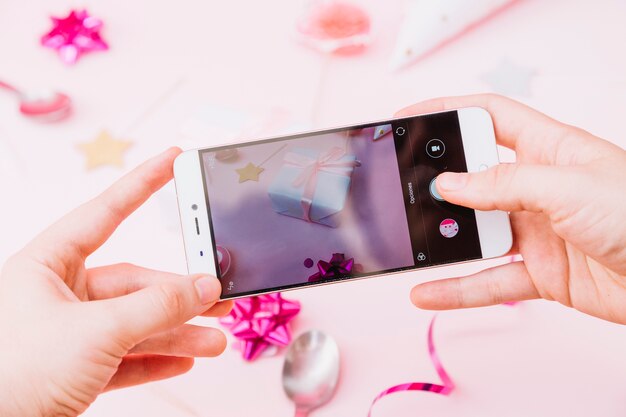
[201,299,234,317]
[31,147,182,259]
[130,324,227,357]
[411,261,540,310]
[97,274,222,346]
[435,163,567,213]
[394,94,568,162]
[104,355,194,391]
[87,263,184,300]
[505,211,523,255]
[87,263,233,317]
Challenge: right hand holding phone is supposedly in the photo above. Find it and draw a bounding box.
[397,94,626,325]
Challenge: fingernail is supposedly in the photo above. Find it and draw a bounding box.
[437,172,468,192]
[194,276,220,304]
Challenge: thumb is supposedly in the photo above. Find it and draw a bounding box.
[436,163,561,213]
[102,274,221,345]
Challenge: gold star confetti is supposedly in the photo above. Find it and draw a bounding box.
[77,130,132,170]
[233,144,288,184]
[236,162,264,183]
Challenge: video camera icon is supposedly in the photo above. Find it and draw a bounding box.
[426,139,445,158]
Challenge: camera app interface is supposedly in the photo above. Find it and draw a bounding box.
[200,110,482,297]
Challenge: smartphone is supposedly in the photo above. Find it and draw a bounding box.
[174,107,512,299]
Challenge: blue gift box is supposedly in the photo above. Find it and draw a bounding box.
[267,147,358,227]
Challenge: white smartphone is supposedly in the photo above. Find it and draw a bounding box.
[174,107,512,299]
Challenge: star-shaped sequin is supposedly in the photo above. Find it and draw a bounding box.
[236,162,264,183]
[77,130,132,170]
[481,59,536,97]
[41,9,108,65]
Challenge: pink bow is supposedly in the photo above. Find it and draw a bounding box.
[219,293,301,361]
[285,147,359,222]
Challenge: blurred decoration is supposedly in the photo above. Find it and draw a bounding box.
[41,9,108,65]
[0,80,72,122]
[390,0,519,69]
[76,130,132,170]
[296,1,371,54]
[235,143,287,183]
[481,58,536,96]
[372,124,392,140]
[74,79,183,171]
[235,162,264,183]
[219,293,301,361]
[268,147,359,227]
[215,148,239,161]
[308,253,354,282]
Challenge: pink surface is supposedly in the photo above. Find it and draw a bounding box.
[205,128,413,294]
[1,1,626,416]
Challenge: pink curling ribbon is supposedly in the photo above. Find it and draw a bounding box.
[219,293,300,361]
[367,315,453,417]
[286,147,359,222]
[369,299,520,416]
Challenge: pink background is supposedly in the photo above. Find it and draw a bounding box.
[205,128,413,294]
[1,1,626,416]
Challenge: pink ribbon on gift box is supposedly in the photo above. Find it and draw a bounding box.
[285,147,360,222]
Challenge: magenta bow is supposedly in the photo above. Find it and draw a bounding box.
[41,9,108,65]
[308,253,354,282]
[219,293,301,361]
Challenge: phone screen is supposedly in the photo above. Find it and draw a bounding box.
[199,110,482,298]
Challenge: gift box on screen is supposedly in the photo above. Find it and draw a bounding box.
[268,147,359,227]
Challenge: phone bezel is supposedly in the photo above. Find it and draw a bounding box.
[173,107,512,299]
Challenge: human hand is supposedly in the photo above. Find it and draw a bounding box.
[397,94,626,325]
[0,148,233,417]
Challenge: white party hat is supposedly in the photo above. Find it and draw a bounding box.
[390,0,519,70]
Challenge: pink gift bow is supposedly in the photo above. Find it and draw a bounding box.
[41,9,108,65]
[286,147,360,222]
[219,293,301,361]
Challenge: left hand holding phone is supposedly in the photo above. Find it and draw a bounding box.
[0,147,233,417]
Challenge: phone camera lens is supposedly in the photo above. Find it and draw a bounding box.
[191,204,198,210]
